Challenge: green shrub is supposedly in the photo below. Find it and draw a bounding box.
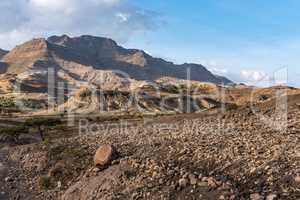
[160,84,180,94]
[21,99,44,109]
[24,118,62,141]
[0,97,16,108]
[226,103,239,111]
[24,118,62,127]
[0,125,28,142]
[38,176,52,190]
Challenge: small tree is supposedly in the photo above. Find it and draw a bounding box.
[24,118,61,141]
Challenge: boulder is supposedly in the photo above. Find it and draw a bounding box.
[250,193,262,200]
[94,145,114,167]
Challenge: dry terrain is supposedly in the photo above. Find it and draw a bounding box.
[0,92,299,200]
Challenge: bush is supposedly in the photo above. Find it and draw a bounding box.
[0,97,16,108]
[76,88,92,99]
[24,118,62,127]
[38,176,52,190]
[195,84,215,94]
[0,117,62,143]
[21,99,45,109]
[24,118,62,141]
[160,84,180,94]
[226,103,239,111]
[0,125,28,143]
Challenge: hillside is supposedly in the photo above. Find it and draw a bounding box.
[47,35,232,84]
[1,92,300,199]
[0,35,232,93]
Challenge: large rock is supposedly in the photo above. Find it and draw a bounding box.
[94,145,114,167]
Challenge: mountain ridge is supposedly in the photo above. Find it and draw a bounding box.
[0,35,233,90]
[47,35,233,84]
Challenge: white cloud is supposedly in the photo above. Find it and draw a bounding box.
[0,0,162,49]
[0,30,31,50]
[116,13,130,22]
[239,70,271,86]
[198,60,229,76]
[208,67,228,76]
[29,0,73,11]
[240,70,267,82]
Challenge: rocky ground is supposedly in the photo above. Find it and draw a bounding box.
[0,95,300,200]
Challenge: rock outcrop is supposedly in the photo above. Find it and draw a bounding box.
[0,35,233,93]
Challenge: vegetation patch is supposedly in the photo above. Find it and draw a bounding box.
[225,103,239,111]
[0,96,16,108]
[0,117,62,144]
[0,125,28,143]
[38,176,52,191]
[45,142,92,186]
[160,84,180,94]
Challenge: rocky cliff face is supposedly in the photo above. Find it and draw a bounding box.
[47,35,233,84]
[0,35,233,92]
[2,39,51,74]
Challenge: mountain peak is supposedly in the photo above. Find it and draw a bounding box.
[47,34,120,61]
[3,38,50,60]
[1,38,51,74]
[21,38,48,48]
[7,38,49,55]
[1,34,233,85]
[48,34,118,49]
[47,34,71,46]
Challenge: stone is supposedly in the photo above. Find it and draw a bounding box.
[188,174,197,185]
[250,193,262,200]
[197,181,208,187]
[159,179,164,184]
[5,177,13,182]
[207,177,217,188]
[294,175,300,183]
[111,160,119,165]
[266,194,277,200]
[57,181,62,188]
[92,167,100,173]
[178,178,188,187]
[152,171,158,178]
[219,195,225,200]
[94,145,114,167]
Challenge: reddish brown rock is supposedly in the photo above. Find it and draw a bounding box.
[94,145,114,167]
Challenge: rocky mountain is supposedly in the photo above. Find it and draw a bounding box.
[0,35,233,92]
[0,48,8,59]
[47,35,233,84]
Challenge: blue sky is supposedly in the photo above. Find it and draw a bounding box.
[0,0,300,86]
[126,0,300,86]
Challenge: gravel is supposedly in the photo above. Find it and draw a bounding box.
[1,101,300,199]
